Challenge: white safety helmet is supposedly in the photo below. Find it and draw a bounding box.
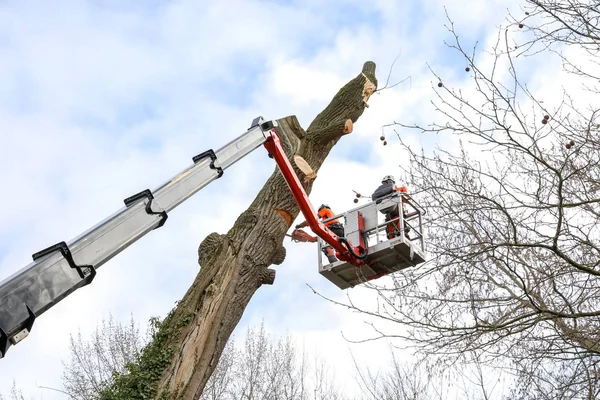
[382,175,395,184]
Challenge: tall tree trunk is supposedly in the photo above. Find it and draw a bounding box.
[156,61,378,399]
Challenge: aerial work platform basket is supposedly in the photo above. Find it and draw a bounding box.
[317,193,427,289]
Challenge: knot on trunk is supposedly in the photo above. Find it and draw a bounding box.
[259,268,276,286]
[271,245,286,265]
[198,232,224,266]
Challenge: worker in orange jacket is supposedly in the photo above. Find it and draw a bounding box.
[296,204,344,263]
[371,175,411,239]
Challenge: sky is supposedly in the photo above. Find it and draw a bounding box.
[0,0,561,397]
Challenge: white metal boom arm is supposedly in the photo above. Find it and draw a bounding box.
[0,116,276,359]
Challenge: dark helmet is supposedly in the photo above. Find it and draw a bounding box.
[318,204,330,212]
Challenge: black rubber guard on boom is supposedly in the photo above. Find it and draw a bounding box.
[124,189,168,229]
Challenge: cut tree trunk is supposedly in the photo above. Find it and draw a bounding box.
[155,61,378,399]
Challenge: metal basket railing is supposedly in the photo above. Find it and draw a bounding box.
[316,192,426,267]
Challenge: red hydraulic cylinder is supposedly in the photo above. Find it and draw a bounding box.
[263,129,365,267]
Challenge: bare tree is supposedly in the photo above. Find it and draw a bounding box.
[510,0,599,81]
[310,354,341,400]
[338,3,600,399]
[4,314,512,400]
[233,323,270,399]
[2,318,343,400]
[200,322,343,400]
[353,350,506,400]
[61,314,142,399]
[0,382,28,400]
[504,0,598,102]
[355,353,435,400]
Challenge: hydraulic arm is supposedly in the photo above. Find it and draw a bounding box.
[264,135,367,264]
[0,117,366,359]
[0,117,274,358]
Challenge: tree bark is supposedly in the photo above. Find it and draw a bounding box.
[155,61,377,399]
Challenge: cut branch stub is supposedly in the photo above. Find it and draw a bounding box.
[344,119,353,134]
[293,154,316,177]
[294,154,317,185]
[259,268,276,285]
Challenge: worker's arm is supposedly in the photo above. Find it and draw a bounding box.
[295,221,309,229]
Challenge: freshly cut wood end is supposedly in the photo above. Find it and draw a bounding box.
[343,119,353,134]
[361,72,376,105]
[293,154,316,178]
[275,209,293,226]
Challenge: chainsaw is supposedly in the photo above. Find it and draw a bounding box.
[286,229,318,243]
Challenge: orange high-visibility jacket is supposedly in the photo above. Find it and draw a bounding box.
[395,185,410,200]
[318,207,339,226]
[395,186,410,213]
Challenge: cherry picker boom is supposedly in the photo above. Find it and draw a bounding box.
[0,116,375,359]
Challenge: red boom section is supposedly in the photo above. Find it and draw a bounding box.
[263,129,365,267]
